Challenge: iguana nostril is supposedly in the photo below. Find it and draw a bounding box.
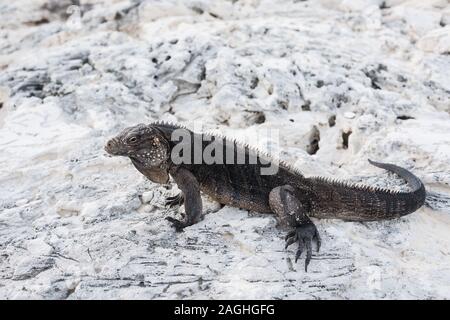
[105,140,117,153]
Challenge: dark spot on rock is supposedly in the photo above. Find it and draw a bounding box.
[332,94,349,108]
[254,111,266,124]
[244,110,266,124]
[377,64,388,72]
[342,63,351,70]
[0,102,3,109]
[42,0,81,19]
[364,69,381,90]
[440,19,446,27]
[379,1,389,9]
[397,115,415,120]
[289,119,294,122]
[191,7,204,14]
[328,115,336,127]
[25,17,50,26]
[250,77,259,89]
[307,126,320,155]
[397,75,407,82]
[153,75,158,80]
[165,55,171,61]
[114,11,124,20]
[277,100,288,110]
[199,66,206,81]
[209,12,220,19]
[169,39,178,45]
[302,100,311,111]
[342,129,352,149]
[17,82,45,97]
[316,80,324,88]
[151,58,158,64]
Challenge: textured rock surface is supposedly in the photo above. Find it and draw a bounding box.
[0,0,449,299]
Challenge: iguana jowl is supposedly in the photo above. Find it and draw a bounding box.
[105,122,426,271]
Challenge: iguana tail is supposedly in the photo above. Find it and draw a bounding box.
[307,159,426,221]
[367,159,425,201]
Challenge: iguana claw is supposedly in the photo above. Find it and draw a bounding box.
[285,222,321,272]
[166,214,202,232]
[165,217,189,232]
[165,193,184,208]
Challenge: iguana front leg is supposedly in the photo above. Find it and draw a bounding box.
[166,167,202,231]
[269,185,321,271]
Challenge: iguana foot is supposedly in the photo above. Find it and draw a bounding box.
[166,217,191,232]
[285,222,321,272]
[166,215,202,232]
[165,193,184,208]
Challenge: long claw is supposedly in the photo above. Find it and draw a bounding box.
[285,230,296,241]
[315,230,321,252]
[285,235,297,249]
[295,239,304,263]
[285,222,321,271]
[295,246,303,263]
[305,239,312,272]
[165,217,186,232]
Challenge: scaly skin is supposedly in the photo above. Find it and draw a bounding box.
[105,122,426,271]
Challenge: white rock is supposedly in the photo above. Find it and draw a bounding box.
[27,239,54,256]
[15,198,28,207]
[418,26,450,54]
[141,191,154,204]
[344,111,356,119]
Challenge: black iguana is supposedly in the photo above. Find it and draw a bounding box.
[105,122,426,271]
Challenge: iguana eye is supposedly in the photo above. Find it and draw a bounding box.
[128,136,138,143]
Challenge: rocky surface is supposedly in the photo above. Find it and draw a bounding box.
[0,0,449,299]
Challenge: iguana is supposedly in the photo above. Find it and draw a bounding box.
[105,122,426,271]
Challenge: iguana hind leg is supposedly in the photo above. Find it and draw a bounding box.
[269,185,321,272]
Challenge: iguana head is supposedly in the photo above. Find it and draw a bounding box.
[105,123,170,168]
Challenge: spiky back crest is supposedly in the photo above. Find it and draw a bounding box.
[150,121,426,217]
[308,159,425,197]
[307,176,403,195]
[150,121,425,200]
[149,120,305,177]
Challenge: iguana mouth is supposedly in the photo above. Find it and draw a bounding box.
[129,155,140,163]
[104,138,127,156]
